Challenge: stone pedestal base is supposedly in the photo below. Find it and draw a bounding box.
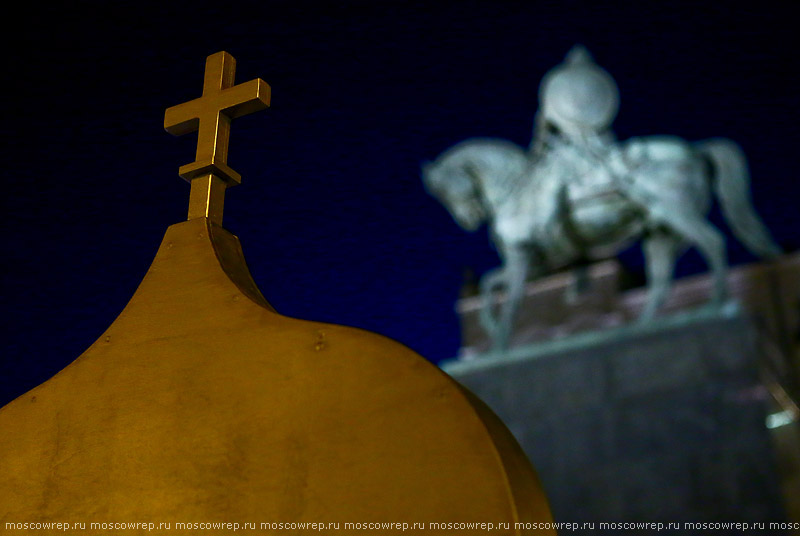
[443,311,786,526]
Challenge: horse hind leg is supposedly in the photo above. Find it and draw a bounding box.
[650,204,729,305]
[639,230,682,320]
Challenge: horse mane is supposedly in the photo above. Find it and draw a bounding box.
[443,138,530,200]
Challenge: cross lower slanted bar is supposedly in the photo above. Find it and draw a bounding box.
[164,51,270,225]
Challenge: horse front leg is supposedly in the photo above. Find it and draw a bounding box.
[479,266,507,345]
[491,246,530,354]
[648,202,729,307]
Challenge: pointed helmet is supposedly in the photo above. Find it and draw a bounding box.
[539,45,620,134]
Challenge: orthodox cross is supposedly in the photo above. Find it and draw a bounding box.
[165,51,270,225]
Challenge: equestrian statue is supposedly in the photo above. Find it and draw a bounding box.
[423,46,781,353]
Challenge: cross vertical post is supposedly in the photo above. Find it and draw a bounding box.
[164,51,270,225]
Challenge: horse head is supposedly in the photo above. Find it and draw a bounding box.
[423,139,528,232]
[422,155,488,232]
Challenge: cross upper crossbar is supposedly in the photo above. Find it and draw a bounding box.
[165,51,270,225]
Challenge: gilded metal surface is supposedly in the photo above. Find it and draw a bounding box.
[165,51,270,224]
[187,174,228,223]
[0,219,553,533]
[0,51,553,533]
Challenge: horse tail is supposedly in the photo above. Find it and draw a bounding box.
[697,138,782,259]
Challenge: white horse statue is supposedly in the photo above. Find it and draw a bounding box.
[423,47,781,353]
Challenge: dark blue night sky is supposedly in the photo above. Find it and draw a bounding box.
[2,1,798,407]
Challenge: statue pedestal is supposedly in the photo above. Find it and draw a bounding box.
[443,310,787,524]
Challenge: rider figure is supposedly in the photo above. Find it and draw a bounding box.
[531,45,622,190]
[529,45,638,267]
